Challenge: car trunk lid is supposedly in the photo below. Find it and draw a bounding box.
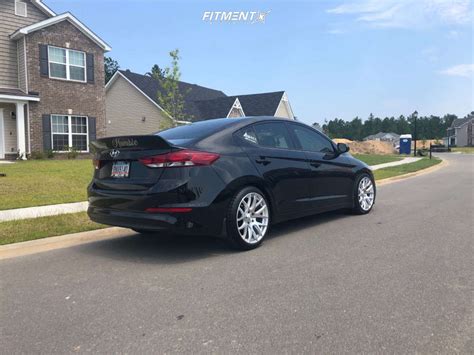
[90,135,175,191]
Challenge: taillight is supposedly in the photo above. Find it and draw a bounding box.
[139,150,220,168]
[93,159,101,169]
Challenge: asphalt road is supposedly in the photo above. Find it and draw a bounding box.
[1,153,473,354]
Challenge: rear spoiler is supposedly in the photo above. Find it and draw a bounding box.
[90,135,173,154]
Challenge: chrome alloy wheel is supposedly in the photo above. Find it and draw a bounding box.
[236,192,269,244]
[358,176,375,211]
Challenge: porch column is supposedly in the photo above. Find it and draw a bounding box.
[15,102,27,160]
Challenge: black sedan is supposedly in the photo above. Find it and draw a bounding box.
[88,117,375,250]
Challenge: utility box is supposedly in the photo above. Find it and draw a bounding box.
[399,134,412,154]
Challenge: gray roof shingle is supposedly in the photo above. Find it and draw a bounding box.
[120,70,226,120]
[450,116,473,128]
[119,70,286,121]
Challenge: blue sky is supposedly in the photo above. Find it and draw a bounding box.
[47,0,473,125]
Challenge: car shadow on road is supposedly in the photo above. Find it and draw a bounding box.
[78,210,349,265]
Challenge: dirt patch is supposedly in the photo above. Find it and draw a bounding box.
[333,138,353,144]
[411,139,442,149]
[333,138,396,154]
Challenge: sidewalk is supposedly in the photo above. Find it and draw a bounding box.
[0,202,88,222]
[370,157,421,170]
[0,156,424,222]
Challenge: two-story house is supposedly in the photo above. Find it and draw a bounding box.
[0,0,110,159]
[445,113,474,147]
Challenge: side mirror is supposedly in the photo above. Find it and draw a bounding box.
[337,142,350,154]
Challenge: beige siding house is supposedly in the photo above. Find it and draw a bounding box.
[105,70,295,137]
[106,73,169,136]
[0,0,49,89]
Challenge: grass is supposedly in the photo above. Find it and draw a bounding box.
[374,157,441,180]
[353,154,403,166]
[0,159,93,210]
[0,212,105,246]
[450,147,474,154]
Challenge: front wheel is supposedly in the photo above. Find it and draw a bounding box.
[352,174,376,214]
[226,187,270,250]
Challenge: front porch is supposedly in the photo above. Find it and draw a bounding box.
[0,90,40,160]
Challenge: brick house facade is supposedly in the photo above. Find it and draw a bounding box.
[0,0,110,159]
[26,21,106,152]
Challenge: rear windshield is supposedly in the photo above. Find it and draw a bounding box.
[157,119,236,145]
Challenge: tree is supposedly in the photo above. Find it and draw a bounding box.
[147,64,165,80]
[150,49,188,129]
[322,112,466,140]
[104,56,119,84]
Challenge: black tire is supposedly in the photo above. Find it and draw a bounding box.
[226,186,271,250]
[352,173,376,215]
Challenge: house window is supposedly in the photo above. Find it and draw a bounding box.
[48,46,86,82]
[51,115,88,152]
[15,1,27,17]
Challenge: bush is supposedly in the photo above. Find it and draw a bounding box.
[16,151,25,160]
[29,151,45,160]
[45,149,55,159]
[66,147,79,159]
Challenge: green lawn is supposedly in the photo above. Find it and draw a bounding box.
[0,160,93,210]
[374,157,441,180]
[0,212,105,245]
[353,154,403,166]
[451,147,474,154]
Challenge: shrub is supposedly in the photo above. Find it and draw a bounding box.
[29,151,45,160]
[45,149,55,159]
[66,147,79,159]
[16,150,25,160]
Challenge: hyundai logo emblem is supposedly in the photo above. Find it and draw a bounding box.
[109,149,120,158]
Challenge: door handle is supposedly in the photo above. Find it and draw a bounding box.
[255,158,270,166]
[309,161,321,168]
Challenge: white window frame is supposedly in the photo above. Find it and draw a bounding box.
[51,115,89,152]
[48,45,87,83]
[15,1,27,17]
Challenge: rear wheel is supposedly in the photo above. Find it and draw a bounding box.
[226,187,270,250]
[352,174,375,214]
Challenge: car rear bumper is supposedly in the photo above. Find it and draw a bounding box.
[88,205,225,236]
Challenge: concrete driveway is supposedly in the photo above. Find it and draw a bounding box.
[1,153,472,353]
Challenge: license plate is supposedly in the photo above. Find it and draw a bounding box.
[111,161,130,178]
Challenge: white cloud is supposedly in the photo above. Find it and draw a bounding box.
[439,64,474,77]
[327,0,472,28]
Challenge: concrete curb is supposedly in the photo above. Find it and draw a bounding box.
[0,202,88,222]
[377,158,447,186]
[0,227,131,260]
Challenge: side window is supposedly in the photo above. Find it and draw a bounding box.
[290,125,334,153]
[253,123,292,149]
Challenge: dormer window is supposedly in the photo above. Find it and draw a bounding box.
[15,0,27,17]
[48,46,86,82]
